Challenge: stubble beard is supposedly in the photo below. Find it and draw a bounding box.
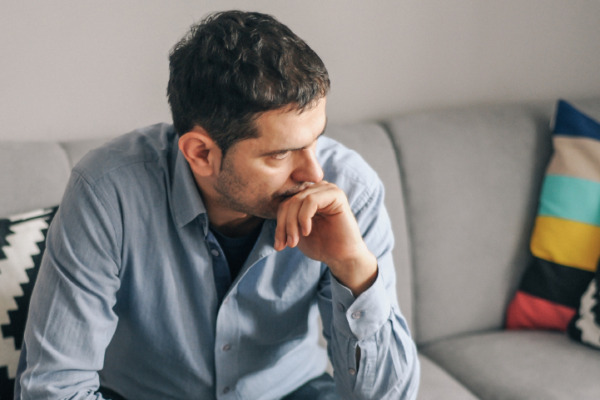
[213,160,279,220]
[214,155,315,221]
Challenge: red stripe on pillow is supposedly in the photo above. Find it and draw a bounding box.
[505,291,576,331]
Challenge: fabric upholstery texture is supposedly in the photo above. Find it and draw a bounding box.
[416,355,478,400]
[0,143,70,216]
[420,330,600,400]
[0,207,57,400]
[385,103,554,344]
[506,100,600,331]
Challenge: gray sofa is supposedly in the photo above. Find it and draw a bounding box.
[2,97,600,399]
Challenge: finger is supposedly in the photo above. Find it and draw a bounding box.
[287,184,331,237]
[297,193,319,236]
[275,182,338,249]
[274,199,291,251]
[284,197,303,247]
[275,187,319,249]
[296,184,339,237]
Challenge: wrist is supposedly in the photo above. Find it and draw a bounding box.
[328,250,378,297]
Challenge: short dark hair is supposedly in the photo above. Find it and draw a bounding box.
[167,10,330,154]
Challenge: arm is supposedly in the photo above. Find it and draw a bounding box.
[16,170,121,399]
[274,178,420,400]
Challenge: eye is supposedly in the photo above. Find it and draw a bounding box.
[271,151,291,160]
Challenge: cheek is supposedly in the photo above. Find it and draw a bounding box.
[251,162,294,188]
[255,173,290,196]
[230,166,279,200]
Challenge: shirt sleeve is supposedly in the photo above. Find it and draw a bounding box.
[17,170,121,399]
[317,176,420,400]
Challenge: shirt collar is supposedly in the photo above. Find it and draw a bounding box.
[171,143,209,233]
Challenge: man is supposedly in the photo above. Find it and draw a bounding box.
[16,10,419,400]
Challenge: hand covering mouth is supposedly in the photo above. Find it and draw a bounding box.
[278,182,315,199]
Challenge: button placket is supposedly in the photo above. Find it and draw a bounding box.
[214,290,240,400]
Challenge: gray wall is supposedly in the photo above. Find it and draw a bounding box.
[1,0,599,141]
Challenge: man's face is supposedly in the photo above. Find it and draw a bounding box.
[213,98,327,220]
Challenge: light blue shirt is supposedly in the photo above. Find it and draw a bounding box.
[16,123,419,400]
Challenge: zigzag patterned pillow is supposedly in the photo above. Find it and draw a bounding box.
[0,206,57,400]
[568,260,600,349]
[506,100,600,331]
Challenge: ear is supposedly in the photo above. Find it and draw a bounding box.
[178,127,222,177]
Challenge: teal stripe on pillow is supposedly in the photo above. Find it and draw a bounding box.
[538,174,600,226]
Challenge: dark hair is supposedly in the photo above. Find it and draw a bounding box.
[167,10,330,154]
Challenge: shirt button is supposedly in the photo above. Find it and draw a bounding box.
[211,248,220,257]
[222,344,231,351]
[351,311,362,320]
[223,386,231,394]
[348,368,356,375]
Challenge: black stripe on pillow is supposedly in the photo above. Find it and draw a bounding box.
[519,257,594,308]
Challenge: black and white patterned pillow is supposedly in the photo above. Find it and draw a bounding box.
[0,207,57,399]
[568,259,600,349]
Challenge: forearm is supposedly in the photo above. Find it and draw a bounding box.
[18,248,118,399]
[327,270,420,400]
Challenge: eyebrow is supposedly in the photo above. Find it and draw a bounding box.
[261,119,328,157]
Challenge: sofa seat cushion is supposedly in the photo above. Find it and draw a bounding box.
[420,330,600,400]
[417,354,478,400]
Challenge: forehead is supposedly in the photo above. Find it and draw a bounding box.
[252,98,327,146]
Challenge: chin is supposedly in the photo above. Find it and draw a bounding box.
[255,208,278,221]
[232,202,277,221]
[255,201,281,220]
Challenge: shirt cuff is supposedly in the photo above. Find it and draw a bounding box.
[330,270,392,340]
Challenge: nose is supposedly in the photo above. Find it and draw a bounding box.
[292,148,324,184]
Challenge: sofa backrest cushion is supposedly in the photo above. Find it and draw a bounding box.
[0,139,108,217]
[385,101,559,344]
[0,142,71,216]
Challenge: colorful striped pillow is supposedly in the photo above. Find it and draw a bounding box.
[506,100,600,331]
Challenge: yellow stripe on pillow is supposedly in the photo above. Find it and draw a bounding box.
[530,215,600,272]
